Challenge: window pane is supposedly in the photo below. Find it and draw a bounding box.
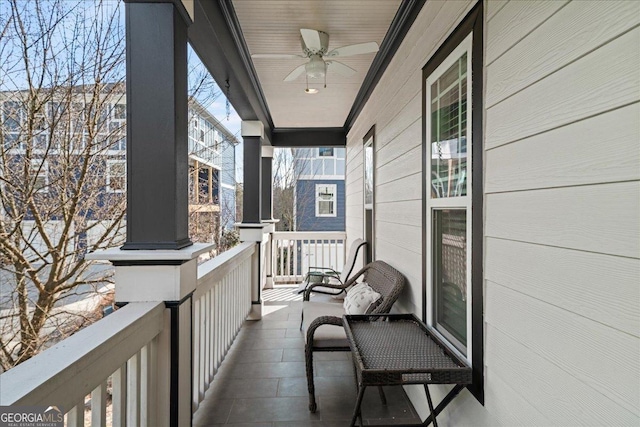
[433,209,467,350]
[319,201,333,215]
[318,147,334,157]
[4,101,23,131]
[114,104,126,119]
[109,162,126,191]
[323,159,335,175]
[430,53,468,198]
[364,144,373,206]
[316,185,335,216]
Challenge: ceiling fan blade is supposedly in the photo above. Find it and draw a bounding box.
[326,61,356,77]
[300,29,323,51]
[283,64,307,82]
[326,41,379,58]
[252,53,304,59]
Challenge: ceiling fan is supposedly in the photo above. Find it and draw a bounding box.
[251,29,379,90]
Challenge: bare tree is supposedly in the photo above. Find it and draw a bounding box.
[0,0,126,370]
[186,49,242,254]
[272,148,319,231]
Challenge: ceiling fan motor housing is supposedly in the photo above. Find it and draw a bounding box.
[301,30,329,55]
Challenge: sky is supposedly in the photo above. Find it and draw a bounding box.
[208,100,243,184]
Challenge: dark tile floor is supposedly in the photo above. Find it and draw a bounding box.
[192,288,421,426]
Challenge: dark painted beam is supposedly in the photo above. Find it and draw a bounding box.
[344,0,427,130]
[123,1,192,250]
[271,128,346,147]
[261,155,273,221]
[243,136,262,223]
[188,0,273,144]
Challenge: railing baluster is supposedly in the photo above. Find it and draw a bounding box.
[91,380,107,427]
[127,351,141,427]
[205,289,212,384]
[199,294,206,402]
[292,239,298,280]
[223,277,229,353]
[112,364,127,427]
[279,242,284,281]
[233,267,238,333]
[192,298,200,408]
[66,401,85,427]
[141,340,156,427]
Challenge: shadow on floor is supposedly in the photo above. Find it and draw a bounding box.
[192,288,422,426]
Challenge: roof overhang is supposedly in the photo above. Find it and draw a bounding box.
[187,0,426,146]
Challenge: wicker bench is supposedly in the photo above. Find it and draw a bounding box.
[302,260,406,412]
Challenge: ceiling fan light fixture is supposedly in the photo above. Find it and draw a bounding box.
[305,55,326,79]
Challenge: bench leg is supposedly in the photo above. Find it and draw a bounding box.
[305,343,317,412]
[350,385,366,427]
[378,386,387,405]
[424,384,438,427]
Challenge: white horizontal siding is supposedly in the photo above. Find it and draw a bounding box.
[486,26,640,148]
[486,281,640,415]
[485,1,640,422]
[485,182,640,258]
[485,103,640,193]
[486,0,640,105]
[375,200,422,228]
[347,0,640,424]
[486,323,638,426]
[486,0,569,65]
[484,367,552,426]
[486,238,640,337]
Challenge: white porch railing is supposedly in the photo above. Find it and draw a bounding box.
[0,241,257,426]
[271,231,346,284]
[192,241,254,410]
[0,301,165,427]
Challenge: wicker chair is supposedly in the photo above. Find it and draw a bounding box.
[302,260,406,412]
[294,238,367,298]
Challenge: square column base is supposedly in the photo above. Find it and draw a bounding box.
[236,222,274,320]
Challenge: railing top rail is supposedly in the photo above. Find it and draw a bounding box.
[271,231,346,240]
[0,302,164,408]
[195,242,256,297]
[197,241,255,280]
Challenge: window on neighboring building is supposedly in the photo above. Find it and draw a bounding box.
[114,103,126,120]
[318,147,334,157]
[423,2,483,405]
[107,160,126,193]
[316,184,337,217]
[30,160,48,192]
[3,101,23,131]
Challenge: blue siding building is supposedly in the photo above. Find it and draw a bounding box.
[292,147,345,231]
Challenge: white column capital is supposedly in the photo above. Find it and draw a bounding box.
[241,121,264,138]
[261,145,274,158]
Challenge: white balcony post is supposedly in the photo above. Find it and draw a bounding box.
[261,145,278,289]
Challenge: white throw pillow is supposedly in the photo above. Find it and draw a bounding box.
[343,282,381,315]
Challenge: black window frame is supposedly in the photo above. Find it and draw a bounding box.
[421,1,484,404]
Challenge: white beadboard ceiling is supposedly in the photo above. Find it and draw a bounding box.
[232,0,402,128]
